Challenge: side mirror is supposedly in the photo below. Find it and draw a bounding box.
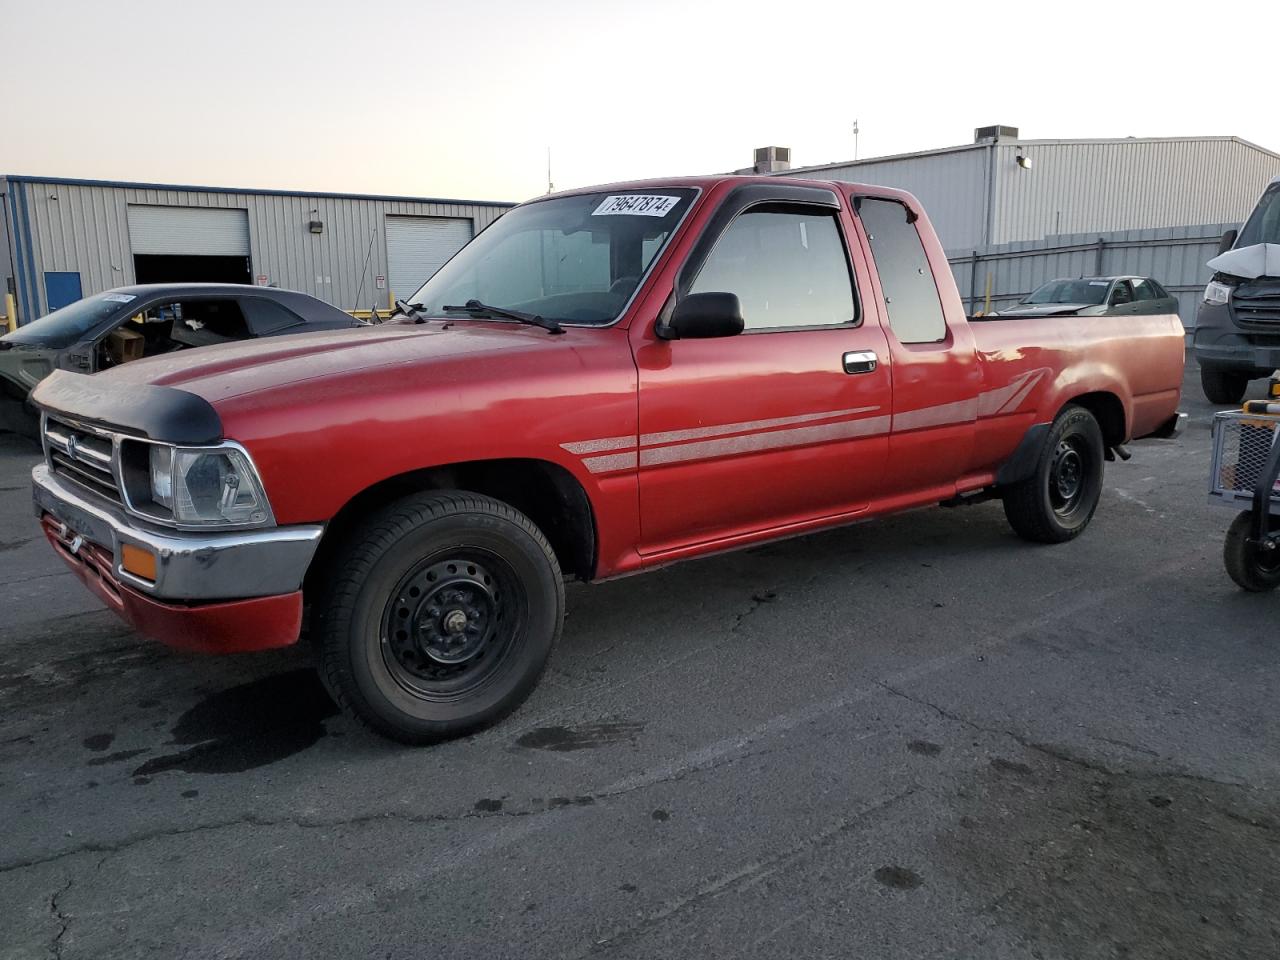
[1218,228,1238,255]
[657,292,744,340]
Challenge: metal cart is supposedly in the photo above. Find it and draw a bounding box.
[1210,399,1280,590]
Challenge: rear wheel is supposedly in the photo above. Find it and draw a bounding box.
[1223,511,1280,592]
[1200,367,1249,406]
[1002,405,1105,544]
[315,491,563,744]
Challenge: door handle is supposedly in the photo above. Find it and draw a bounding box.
[842,350,878,375]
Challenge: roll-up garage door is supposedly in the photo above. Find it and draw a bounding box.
[386,216,474,301]
[127,206,250,256]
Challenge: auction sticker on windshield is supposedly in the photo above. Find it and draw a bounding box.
[593,195,681,217]
[103,294,137,303]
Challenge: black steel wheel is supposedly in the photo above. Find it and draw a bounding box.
[380,553,521,700]
[1048,436,1090,522]
[1223,511,1280,592]
[315,491,563,744]
[1002,405,1105,544]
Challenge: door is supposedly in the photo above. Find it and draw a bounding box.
[385,216,474,304]
[851,195,980,493]
[634,186,892,556]
[127,205,252,285]
[1131,277,1175,316]
[43,272,82,311]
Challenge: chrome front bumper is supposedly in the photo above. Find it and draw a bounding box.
[32,463,323,601]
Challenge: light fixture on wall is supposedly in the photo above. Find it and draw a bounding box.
[1015,153,1033,170]
[309,209,324,234]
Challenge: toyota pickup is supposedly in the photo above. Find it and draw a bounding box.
[29,175,1186,743]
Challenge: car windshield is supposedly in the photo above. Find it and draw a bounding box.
[1022,279,1110,306]
[1237,182,1280,247]
[408,188,698,326]
[2,292,135,349]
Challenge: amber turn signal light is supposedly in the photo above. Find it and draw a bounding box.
[121,543,158,581]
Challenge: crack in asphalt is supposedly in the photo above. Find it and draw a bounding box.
[0,739,778,878]
[581,785,920,956]
[875,680,1252,792]
[49,875,72,960]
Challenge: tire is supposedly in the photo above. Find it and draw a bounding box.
[1223,511,1280,592]
[314,491,564,744]
[1002,405,1105,544]
[1200,367,1249,406]
[0,396,40,441]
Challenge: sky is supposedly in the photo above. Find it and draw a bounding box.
[3,0,1278,204]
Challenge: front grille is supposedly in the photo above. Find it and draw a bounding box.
[1233,280,1280,326]
[44,417,124,506]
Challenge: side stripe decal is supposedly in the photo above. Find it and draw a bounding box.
[560,369,1050,476]
[640,405,881,447]
[639,415,891,467]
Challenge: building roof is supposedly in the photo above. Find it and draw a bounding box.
[0,173,514,208]
[784,135,1280,176]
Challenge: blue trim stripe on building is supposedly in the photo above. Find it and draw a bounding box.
[2,174,515,209]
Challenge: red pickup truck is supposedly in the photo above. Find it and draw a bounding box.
[30,176,1185,743]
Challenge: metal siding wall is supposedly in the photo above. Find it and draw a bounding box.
[790,149,990,250]
[17,182,135,315]
[950,221,1235,329]
[12,180,515,313]
[992,139,1280,244]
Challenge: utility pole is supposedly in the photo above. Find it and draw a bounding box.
[546,147,554,195]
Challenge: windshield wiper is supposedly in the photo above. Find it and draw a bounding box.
[440,299,564,335]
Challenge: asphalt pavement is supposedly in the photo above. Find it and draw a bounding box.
[1,364,1277,960]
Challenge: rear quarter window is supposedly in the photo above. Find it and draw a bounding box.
[241,298,306,335]
[855,198,946,344]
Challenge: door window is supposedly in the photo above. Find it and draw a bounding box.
[689,207,856,331]
[855,198,946,344]
[1109,281,1134,306]
[1131,279,1156,301]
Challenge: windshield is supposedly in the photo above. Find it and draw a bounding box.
[1237,182,1280,248]
[1,292,136,349]
[1022,279,1109,306]
[408,189,698,326]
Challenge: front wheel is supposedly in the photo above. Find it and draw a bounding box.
[1200,367,1249,406]
[315,491,564,744]
[1002,405,1105,544]
[1223,511,1280,592]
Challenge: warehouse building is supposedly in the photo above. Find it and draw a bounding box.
[0,175,515,326]
[754,127,1280,323]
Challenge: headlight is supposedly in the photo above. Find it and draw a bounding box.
[147,444,271,526]
[1204,280,1233,305]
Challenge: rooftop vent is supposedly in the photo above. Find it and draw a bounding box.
[752,146,791,174]
[974,125,1019,143]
